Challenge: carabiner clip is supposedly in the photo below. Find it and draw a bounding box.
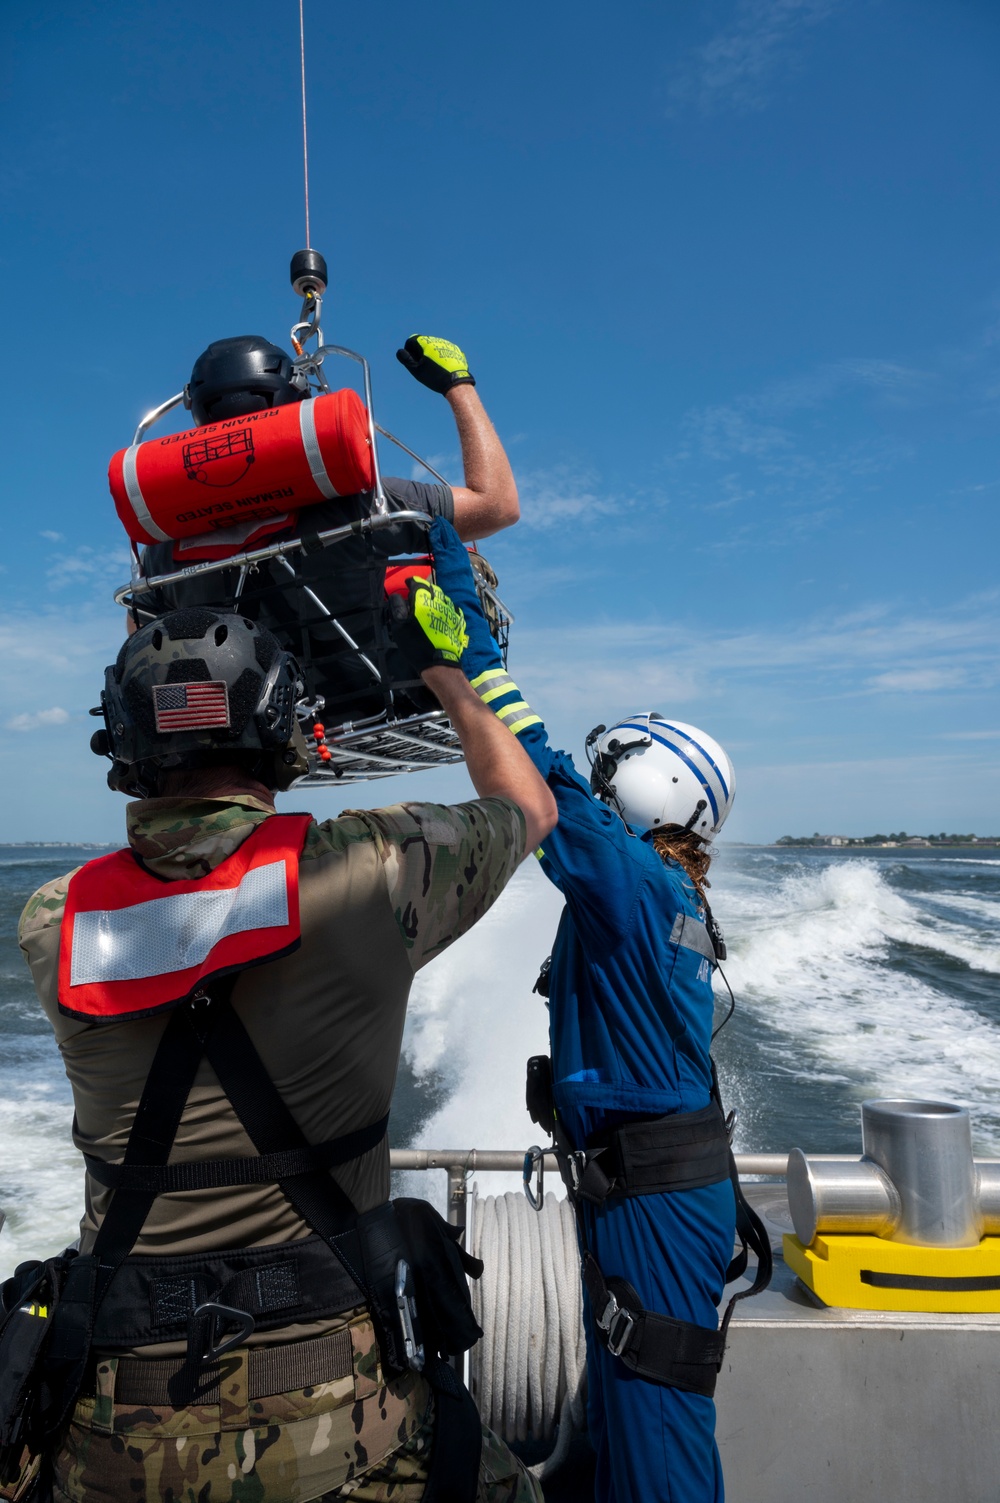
[523,1145,545,1211]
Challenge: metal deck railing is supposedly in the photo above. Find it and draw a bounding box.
[389,1149,795,1228]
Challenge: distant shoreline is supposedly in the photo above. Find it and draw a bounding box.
[775,835,1000,849]
[4,838,999,853]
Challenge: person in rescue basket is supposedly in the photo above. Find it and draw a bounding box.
[132,333,521,728]
[429,517,771,1503]
[12,588,555,1500]
[136,333,517,608]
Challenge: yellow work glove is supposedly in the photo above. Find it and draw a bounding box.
[396,335,476,393]
[389,577,470,672]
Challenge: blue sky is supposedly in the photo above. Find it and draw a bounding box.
[2,0,998,842]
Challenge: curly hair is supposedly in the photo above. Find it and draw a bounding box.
[650,825,713,901]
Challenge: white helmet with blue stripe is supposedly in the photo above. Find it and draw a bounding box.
[586,713,735,837]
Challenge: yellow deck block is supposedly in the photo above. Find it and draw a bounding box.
[783,1232,1000,1313]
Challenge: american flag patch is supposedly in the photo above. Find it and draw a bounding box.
[152,680,231,733]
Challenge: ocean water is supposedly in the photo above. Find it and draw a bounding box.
[2,843,999,1267]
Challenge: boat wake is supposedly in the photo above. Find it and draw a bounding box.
[713,854,1000,1152]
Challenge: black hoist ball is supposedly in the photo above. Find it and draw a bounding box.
[290,248,328,298]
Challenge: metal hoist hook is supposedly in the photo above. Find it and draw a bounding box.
[289,248,329,380]
[291,288,324,357]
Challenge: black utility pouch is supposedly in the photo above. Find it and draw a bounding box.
[0,1251,78,1492]
[525,1054,556,1137]
[392,1199,483,1358]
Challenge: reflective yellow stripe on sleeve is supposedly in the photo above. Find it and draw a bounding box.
[469,667,509,690]
[495,699,531,722]
[480,678,519,705]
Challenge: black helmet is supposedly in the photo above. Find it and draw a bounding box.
[184,335,304,426]
[93,609,308,797]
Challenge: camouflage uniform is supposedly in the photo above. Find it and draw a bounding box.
[19,795,539,1502]
[50,1314,541,1502]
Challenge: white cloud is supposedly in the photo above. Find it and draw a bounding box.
[665,355,926,542]
[0,609,125,738]
[868,668,959,693]
[505,592,1000,729]
[406,450,460,486]
[668,0,838,116]
[46,543,131,593]
[40,529,64,542]
[515,463,625,530]
[6,706,70,733]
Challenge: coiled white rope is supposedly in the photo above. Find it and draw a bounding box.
[468,1188,588,1478]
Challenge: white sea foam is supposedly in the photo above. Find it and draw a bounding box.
[933,858,1000,867]
[399,861,566,1204]
[3,849,998,1267]
[0,1070,80,1265]
[712,858,1000,1149]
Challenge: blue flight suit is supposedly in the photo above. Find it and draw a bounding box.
[428,519,736,1503]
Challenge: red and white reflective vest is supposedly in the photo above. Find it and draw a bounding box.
[58,814,313,1022]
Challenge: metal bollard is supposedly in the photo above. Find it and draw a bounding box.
[976,1161,1000,1233]
[787,1099,993,1249]
[787,1152,900,1245]
[862,1100,981,1247]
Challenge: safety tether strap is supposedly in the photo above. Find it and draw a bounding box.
[712,1060,773,1319]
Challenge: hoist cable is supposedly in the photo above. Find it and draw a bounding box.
[299,0,311,248]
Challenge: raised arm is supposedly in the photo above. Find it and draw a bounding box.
[397,335,519,540]
[388,572,555,853]
[426,516,646,951]
[422,665,555,853]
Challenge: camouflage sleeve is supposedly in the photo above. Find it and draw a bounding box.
[342,797,526,970]
[18,871,76,951]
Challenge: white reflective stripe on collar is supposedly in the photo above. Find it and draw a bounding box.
[70,859,289,985]
[298,399,339,500]
[122,446,171,543]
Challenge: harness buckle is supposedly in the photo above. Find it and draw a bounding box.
[567,1150,590,1194]
[189,1301,255,1364]
[606,1305,636,1358]
[595,1288,636,1358]
[725,1109,738,1142]
[523,1145,545,1211]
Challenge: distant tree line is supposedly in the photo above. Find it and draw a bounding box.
[775,832,998,847]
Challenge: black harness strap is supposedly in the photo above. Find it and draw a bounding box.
[39,978,482,1500]
[41,1003,208,1436]
[84,1113,389,1191]
[581,1253,726,1397]
[561,1102,734,1205]
[193,986,370,1294]
[534,1060,773,1395]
